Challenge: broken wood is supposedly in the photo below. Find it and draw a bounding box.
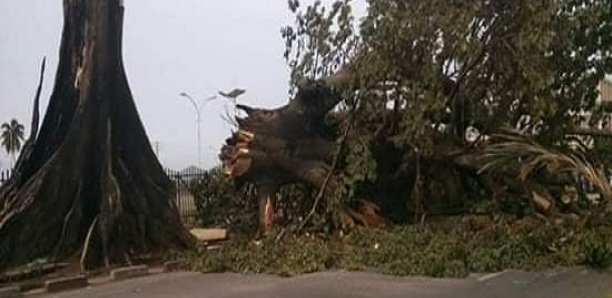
[531,189,554,215]
[189,228,228,242]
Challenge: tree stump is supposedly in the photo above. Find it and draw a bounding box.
[0,0,192,271]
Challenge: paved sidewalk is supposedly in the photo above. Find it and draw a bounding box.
[44,268,612,298]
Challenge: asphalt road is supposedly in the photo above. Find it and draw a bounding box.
[46,268,612,298]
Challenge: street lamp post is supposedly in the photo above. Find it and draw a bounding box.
[179,92,216,168]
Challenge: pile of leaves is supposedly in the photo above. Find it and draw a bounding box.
[190,167,258,235]
[186,216,612,278]
[191,167,318,234]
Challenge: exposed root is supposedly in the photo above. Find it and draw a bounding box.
[123,253,133,266]
[80,215,99,272]
[52,184,81,261]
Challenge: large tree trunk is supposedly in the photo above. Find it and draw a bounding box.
[0,0,193,271]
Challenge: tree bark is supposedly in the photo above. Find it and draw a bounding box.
[0,0,192,271]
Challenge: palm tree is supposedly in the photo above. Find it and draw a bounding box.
[1,119,25,165]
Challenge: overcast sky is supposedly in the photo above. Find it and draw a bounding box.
[1,0,365,170]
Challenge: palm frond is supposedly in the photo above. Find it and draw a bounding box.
[480,132,612,202]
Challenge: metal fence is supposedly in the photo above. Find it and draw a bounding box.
[165,167,205,220]
[0,167,202,220]
[0,169,10,186]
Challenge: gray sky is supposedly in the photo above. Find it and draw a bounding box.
[2,0,355,170]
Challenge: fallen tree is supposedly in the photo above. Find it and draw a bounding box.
[219,70,612,236]
[277,0,612,225]
[0,0,192,271]
[214,0,612,238]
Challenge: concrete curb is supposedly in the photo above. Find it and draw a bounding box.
[45,275,88,293]
[110,265,149,281]
[0,286,20,298]
[0,263,69,285]
[162,260,186,273]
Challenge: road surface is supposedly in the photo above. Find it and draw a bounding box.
[44,268,612,298]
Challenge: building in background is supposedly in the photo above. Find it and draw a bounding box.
[598,77,612,104]
[596,77,612,131]
[578,77,612,130]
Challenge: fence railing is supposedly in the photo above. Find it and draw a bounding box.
[0,169,10,185]
[165,167,205,220]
